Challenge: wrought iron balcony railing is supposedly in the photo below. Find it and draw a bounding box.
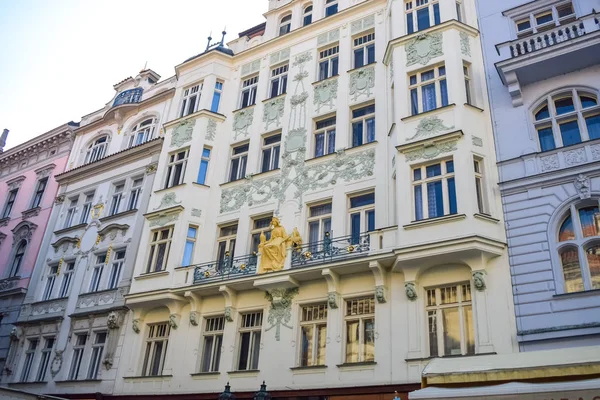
[193,253,257,284]
[112,88,143,107]
[291,232,371,269]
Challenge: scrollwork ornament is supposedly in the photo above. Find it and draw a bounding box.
[50,350,63,377]
[170,119,195,148]
[405,282,418,301]
[406,32,443,66]
[349,66,375,101]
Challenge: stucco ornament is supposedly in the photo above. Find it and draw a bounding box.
[220,52,375,213]
[540,154,559,172]
[224,306,233,322]
[9,327,20,341]
[375,285,386,304]
[154,192,181,210]
[575,174,591,199]
[263,96,286,131]
[54,195,65,205]
[564,148,587,166]
[205,119,217,141]
[314,78,338,113]
[233,108,254,139]
[132,319,140,334]
[265,288,299,341]
[472,136,483,147]
[170,119,195,148]
[405,140,458,162]
[591,144,600,160]
[405,282,418,301]
[189,311,199,326]
[327,292,339,309]
[145,162,158,174]
[406,32,443,66]
[349,66,375,101]
[0,278,16,292]
[50,350,63,377]
[107,311,120,329]
[102,357,114,370]
[168,314,179,329]
[407,116,454,141]
[460,32,471,56]
[473,271,486,291]
[148,213,178,227]
[191,208,202,217]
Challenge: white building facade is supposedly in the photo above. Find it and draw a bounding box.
[477,0,600,350]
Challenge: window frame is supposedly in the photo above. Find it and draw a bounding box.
[405,0,441,34]
[109,182,125,216]
[236,311,263,371]
[211,81,224,113]
[35,337,55,382]
[514,1,575,37]
[325,0,338,17]
[298,303,328,367]
[87,331,107,379]
[164,149,189,189]
[352,32,376,69]
[180,83,203,118]
[409,64,448,115]
[250,215,273,255]
[182,225,198,267]
[269,64,289,99]
[197,147,211,185]
[20,338,39,382]
[31,177,48,209]
[68,333,87,380]
[351,103,376,147]
[42,265,59,301]
[240,75,259,109]
[58,261,75,297]
[307,201,333,251]
[412,159,457,221]
[128,118,157,148]
[2,188,18,219]
[85,136,109,164]
[79,192,95,225]
[128,177,143,211]
[261,134,281,173]
[89,253,106,293]
[279,14,292,36]
[10,240,27,277]
[318,45,339,81]
[344,297,376,364]
[473,158,487,214]
[200,315,225,372]
[107,249,126,289]
[303,4,313,26]
[314,116,337,157]
[64,196,79,228]
[146,226,174,273]
[348,192,375,243]
[229,143,249,182]
[216,223,238,265]
[141,323,171,377]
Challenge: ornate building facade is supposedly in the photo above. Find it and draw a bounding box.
[0,70,175,396]
[0,123,76,375]
[477,0,600,350]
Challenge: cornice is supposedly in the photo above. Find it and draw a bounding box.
[0,127,74,168]
[163,109,226,129]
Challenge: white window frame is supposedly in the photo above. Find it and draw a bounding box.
[229,143,249,182]
[409,64,448,115]
[58,261,75,297]
[352,32,375,69]
[87,331,107,379]
[473,158,486,214]
[146,227,174,273]
[344,297,375,363]
[42,265,58,301]
[164,149,189,189]
[141,323,171,376]
[197,147,211,185]
[20,338,39,382]
[89,253,106,293]
[240,76,258,109]
[109,182,125,216]
[128,177,143,211]
[79,192,95,225]
[261,134,281,173]
[68,333,87,380]
[211,81,223,113]
[464,63,473,106]
[314,116,336,157]
[64,196,79,228]
[350,103,376,147]
[182,225,198,267]
[348,192,375,238]
[35,337,54,382]
[269,64,289,98]
[107,249,125,289]
[514,1,575,37]
[412,159,457,220]
[405,0,441,34]
[279,14,292,36]
[200,316,225,372]
[180,83,202,118]
[216,224,238,264]
[325,0,338,17]
[303,4,313,26]
[298,303,328,367]
[85,136,109,164]
[237,311,263,371]
[318,45,339,81]
[129,118,157,147]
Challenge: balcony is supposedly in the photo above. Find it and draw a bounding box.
[496,13,600,106]
[112,88,143,107]
[193,254,257,284]
[291,232,371,269]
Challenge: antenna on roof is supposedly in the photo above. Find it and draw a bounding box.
[206,31,213,51]
[220,27,227,45]
[143,61,147,71]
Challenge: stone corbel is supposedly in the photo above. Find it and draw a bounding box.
[107,311,123,330]
[131,309,148,334]
[168,314,180,330]
[184,291,202,327]
[405,282,418,301]
[321,268,340,309]
[473,270,486,291]
[219,285,237,322]
[505,71,523,107]
[369,261,387,304]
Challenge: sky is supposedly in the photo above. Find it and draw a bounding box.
[0,0,266,150]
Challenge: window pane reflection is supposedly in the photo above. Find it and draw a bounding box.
[560,247,584,293]
[585,245,600,290]
[578,206,599,237]
[558,215,575,241]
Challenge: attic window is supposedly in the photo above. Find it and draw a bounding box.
[113,88,143,107]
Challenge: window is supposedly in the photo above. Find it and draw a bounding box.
[36,337,54,382]
[251,216,272,254]
[427,284,474,357]
[237,312,262,370]
[142,323,170,376]
[201,316,224,372]
[2,188,18,218]
[349,193,375,244]
[58,262,75,297]
[413,160,457,220]
[89,253,106,292]
[456,0,464,22]
[353,32,375,69]
[20,338,38,382]
[533,90,600,152]
[42,265,58,301]
[351,104,376,147]
[197,148,211,185]
[109,183,125,216]
[146,227,173,273]
[31,177,48,208]
[279,14,292,36]
[308,202,332,251]
[406,0,440,34]
[85,136,108,164]
[269,65,288,98]
[463,64,472,105]
[79,193,94,224]
[87,332,107,379]
[229,144,249,182]
[211,81,223,113]
[318,45,339,81]
[164,149,189,188]
[68,334,87,380]
[129,118,157,147]
[240,76,258,108]
[261,134,281,172]
[182,226,197,267]
[303,5,313,26]
[299,304,327,367]
[10,240,26,277]
[473,159,486,214]
[128,178,143,211]
[344,297,375,363]
[325,0,338,16]
[107,250,125,289]
[180,84,202,118]
[64,197,78,228]
[217,224,238,267]
[409,65,448,115]
[314,116,336,157]
[516,1,575,36]
[557,202,600,293]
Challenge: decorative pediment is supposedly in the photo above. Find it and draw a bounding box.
[51,236,79,250]
[97,223,130,241]
[11,221,38,244]
[144,206,184,228]
[34,163,56,178]
[6,175,25,191]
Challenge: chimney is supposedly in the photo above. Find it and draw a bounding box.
[0,129,8,153]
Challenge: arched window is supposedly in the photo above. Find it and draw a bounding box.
[129,118,157,147]
[279,14,292,36]
[533,89,600,152]
[10,240,26,277]
[303,4,313,26]
[557,202,600,293]
[325,0,338,17]
[85,136,109,164]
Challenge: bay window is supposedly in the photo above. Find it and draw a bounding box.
[180,83,202,118]
[406,0,440,34]
[142,323,170,376]
[409,65,448,115]
[413,160,457,220]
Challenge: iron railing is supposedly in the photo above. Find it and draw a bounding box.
[113,88,143,107]
[193,253,257,284]
[291,232,371,268]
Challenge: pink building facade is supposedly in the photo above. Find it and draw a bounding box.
[0,122,77,376]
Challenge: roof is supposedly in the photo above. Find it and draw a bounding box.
[183,45,234,64]
[238,22,266,38]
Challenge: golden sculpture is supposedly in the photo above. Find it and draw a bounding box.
[290,227,302,249]
[258,217,293,274]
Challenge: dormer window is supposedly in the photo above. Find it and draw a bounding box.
[113,88,143,107]
[279,15,292,36]
[325,0,338,17]
[85,136,108,164]
[303,5,313,26]
[129,118,157,147]
[180,83,202,118]
[514,1,576,37]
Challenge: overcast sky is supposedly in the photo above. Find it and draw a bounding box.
[0,0,266,150]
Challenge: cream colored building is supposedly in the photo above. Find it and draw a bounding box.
[116,0,517,399]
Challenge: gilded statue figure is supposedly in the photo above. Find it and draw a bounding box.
[258,217,291,274]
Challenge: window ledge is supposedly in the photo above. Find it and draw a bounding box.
[403,213,467,230]
[405,352,495,362]
[22,207,41,218]
[190,372,220,379]
[99,209,137,223]
[250,168,281,180]
[79,288,118,297]
[401,103,457,123]
[263,93,287,103]
[192,182,211,189]
[154,183,186,194]
[0,217,10,226]
[232,104,256,114]
[123,375,173,381]
[312,74,339,86]
[134,270,170,280]
[336,361,377,370]
[55,379,102,384]
[290,365,328,372]
[348,140,378,151]
[220,177,251,188]
[553,288,600,299]
[31,296,68,307]
[54,223,87,236]
[474,213,499,224]
[8,381,48,385]
[227,369,260,376]
[464,103,484,112]
[346,61,377,74]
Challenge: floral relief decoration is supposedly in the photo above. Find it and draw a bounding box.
[265,288,299,341]
[407,116,455,141]
[349,66,375,101]
[460,32,471,56]
[205,119,217,141]
[540,154,559,172]
[314,78,338,113]
[154,192,182,210]
[405,140,458,162]
[233,108,254,140]
[406,32,443,67]
[170,119,195,148]
[263,96,286,131]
